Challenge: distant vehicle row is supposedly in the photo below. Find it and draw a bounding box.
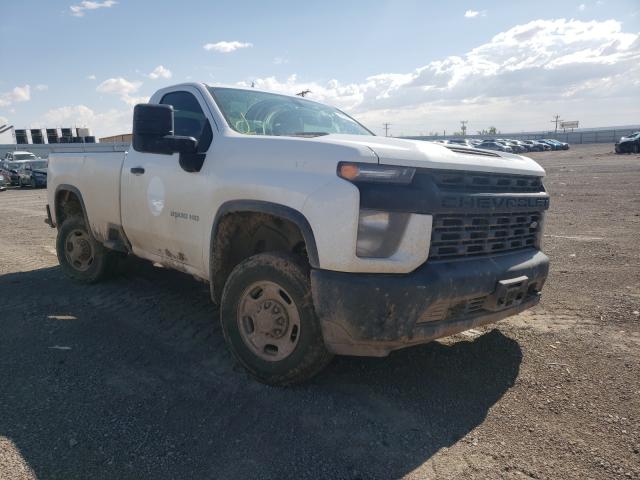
[433,138,569,153]
[0,151,48,188]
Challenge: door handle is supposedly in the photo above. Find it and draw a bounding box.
[130,167,145,175]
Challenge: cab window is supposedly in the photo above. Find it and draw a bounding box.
[160,91,212,153]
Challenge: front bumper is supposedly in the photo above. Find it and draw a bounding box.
[311,249,549,357]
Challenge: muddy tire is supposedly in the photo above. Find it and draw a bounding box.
[220,252,333,386]
[56,216,119,284]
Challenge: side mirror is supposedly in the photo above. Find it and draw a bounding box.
[132,104,198,155]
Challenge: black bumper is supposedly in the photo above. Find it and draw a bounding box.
[311,249,549,356]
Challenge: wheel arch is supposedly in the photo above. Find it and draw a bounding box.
[209,200,320,304]
[54,184,90,227]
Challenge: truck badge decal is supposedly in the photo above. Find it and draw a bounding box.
[170,211,200,222]
[147,177,165,217]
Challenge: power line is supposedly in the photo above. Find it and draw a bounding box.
[383,123,392,137]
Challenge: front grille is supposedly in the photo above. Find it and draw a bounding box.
[429,211,542,260]
[427,169,543,193]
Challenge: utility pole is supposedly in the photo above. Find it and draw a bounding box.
[460,120,468,137]
[551,115,562,134]
[383,123,392,137]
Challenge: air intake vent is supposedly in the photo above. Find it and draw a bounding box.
[424,170,544,193]
[445,146,500,157]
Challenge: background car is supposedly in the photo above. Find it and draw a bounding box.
[477,140,513,152]
[0,172,7,191]
[2,150,39,163]
[1,161,26,185]
[521,140,545,152]
[448,138,475,147]
[17,159,48,188]
[533,140,552,151]
[615,132,640,153]
[507,140,529,153]
[542,139,569,150]
[538,139,561,150]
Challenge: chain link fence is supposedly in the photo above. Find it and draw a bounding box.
[403,128,639,144]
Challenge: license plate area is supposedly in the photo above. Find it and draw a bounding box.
[484,275,530,311]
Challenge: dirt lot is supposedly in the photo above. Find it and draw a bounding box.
[0,144,639,479]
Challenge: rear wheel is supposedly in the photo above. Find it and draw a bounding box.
[56,216,119,283]
[220,252,333,386]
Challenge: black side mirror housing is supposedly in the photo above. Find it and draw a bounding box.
[132,104,198,155]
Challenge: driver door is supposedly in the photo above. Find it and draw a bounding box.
[121,88,214,273]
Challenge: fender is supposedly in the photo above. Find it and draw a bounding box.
[54,184,90,227]
[210,200,320,268]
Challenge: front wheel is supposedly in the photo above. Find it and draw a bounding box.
[30,177,37,188]
[56,216,119,283]
[220,252,333,386]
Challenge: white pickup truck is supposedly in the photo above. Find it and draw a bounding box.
[46,83,549,385]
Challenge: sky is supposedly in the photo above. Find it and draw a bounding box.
[0,0,639,140]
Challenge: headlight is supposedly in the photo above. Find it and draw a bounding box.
[338,162,415,184]
[356,209,410,258]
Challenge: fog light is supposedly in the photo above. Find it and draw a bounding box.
[356,209,410,258]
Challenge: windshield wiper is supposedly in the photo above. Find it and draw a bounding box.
[290,132,330,138]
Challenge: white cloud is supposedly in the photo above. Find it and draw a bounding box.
[121,95,150,106]
[578,3,586,11]
[70,0,117,17]
[87,74,96,80]
[238,19,639,135]
[148,65,172,80]
[273,56,289,65]
[465,10,486,18]
[35,84,48,91]
[96,77,145,106]
[41,105,131,138]
[97,77,142,96]
[203,41,253,53]
[0,85,31,107]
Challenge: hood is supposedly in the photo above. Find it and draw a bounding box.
[314,134,545,176]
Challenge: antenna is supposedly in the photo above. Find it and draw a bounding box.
[383,123,392,137]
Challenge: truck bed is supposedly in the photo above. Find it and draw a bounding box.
[48,149,127,243]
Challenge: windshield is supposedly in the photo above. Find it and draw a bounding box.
[208,87,373,137]
[14,153,36,160]
[28,161,48,169]
[6,162,20,169]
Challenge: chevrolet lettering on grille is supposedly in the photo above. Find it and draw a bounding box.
[441,196,550,210]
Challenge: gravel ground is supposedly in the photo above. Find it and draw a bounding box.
[0,143,639,479]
